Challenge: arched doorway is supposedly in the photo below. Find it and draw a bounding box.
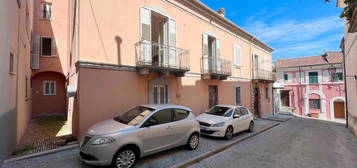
[32,71,67,116]
[330,97,346,119]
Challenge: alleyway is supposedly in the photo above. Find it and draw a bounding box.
[190,118,357,168]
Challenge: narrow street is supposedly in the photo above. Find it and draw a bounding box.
[3,117,357,168]
[189,118,357,168]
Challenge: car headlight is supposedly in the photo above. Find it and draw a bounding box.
[211,122,225,127]
[92,137,115,145]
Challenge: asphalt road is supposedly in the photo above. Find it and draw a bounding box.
[189,118,357,168]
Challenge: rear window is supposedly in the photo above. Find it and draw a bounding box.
[173,109,189,121]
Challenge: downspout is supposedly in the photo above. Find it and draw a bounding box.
[298,66,302,115]
[342,42,349,128]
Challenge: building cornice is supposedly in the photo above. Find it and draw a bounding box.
[180,0,274,53]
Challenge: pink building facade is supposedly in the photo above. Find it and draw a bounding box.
[28,0,275,138]
[274,52,346,121]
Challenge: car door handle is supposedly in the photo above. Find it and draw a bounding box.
[166,126,173,130]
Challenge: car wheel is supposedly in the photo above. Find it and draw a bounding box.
[111,147,138,168]
[225,126,234,140]
[248,121,254,132]
[186,133,199,150]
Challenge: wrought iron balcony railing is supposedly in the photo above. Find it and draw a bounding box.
[253,68,276,82]
[201,57,232,78]
[135,40,190,71]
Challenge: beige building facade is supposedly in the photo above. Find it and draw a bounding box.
[0,0,33,165]
[337,0,357,137]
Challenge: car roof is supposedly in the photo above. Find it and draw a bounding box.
[215,104,245,109]
[141,104,192,112]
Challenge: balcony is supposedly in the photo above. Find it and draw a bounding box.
[201,57,232,80]
[252,68,276,83]
[135,40,190,77]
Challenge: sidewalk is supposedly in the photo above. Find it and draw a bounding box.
[2,119,280,168]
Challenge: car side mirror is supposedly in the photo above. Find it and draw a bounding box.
[233,114,240,118]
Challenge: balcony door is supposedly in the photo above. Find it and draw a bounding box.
[149,78,170,104]
[140,8,176,67]
[202,34,220,73]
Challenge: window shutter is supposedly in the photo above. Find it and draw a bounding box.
[202,33,209,72]
[216,39,221,72]
[140,7,151,63]
[168,19,176,67]
[233,44,241,66]
[31,35,40,69]
[51,38,57,56]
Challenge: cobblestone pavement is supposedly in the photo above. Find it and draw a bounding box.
[189,118,357,168]
[2,119,277,168]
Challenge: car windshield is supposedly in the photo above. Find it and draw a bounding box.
[206,106,233,117]
[114,106,155,126]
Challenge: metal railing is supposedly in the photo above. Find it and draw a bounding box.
[201,57,232,76]
[135,40,190,71]
[253,68,276,81]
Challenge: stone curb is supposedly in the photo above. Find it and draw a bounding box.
[4,144,79,163]
[260,117,292,123]
[170,122,281,168]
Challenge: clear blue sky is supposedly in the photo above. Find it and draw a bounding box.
[200,0,344,60]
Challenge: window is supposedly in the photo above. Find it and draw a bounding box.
[234,108,242,116]
[25,77,28,99]
[235,86,241,105]
[42,3,52,20]
[148,109,172,125]
[284,74,289,81]
[265,87,269,100]
[9,52,15,74]
[309,99,320,109]
[173,109,189,121]
[241,108,249,115]
[43,81,56,95]
[333,72,343,82]
[153,84,168,104]
[309,72,318,84]
[233,44,241,67]
[41,37,56,56]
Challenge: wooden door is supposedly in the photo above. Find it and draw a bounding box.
[334,102,345,119]
[208,86,218,108]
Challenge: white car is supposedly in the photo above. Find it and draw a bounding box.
[196,105,254,139]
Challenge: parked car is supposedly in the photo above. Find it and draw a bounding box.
[196,105,254,139]
[79,104,200,168]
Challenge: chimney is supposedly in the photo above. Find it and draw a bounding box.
[216,8,225,17]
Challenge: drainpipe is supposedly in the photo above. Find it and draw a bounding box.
[298,66,302,115]
[342,45,349,128]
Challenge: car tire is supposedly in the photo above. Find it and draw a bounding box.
[224,126,234,140]
[111,147,138,168]
[186,133,199,150]
[248,121,254,132]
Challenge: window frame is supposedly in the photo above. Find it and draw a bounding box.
[235,86,241,105]
[9,52,15,75]
[284,74,289,81]
[41,3,52,20]
[308,71,319,84]
[40,37,54,57]
[309,99,321,110]
[333,72,343,82]
[43,81,56,96]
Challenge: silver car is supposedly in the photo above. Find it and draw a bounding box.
[79,104,200,168]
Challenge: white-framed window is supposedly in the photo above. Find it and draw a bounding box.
[43,81,56,96]
[333,72,343,82]
[41,3,52,20]
[153,84,168,104]
[9,52,15,74]
[235,86,241,105]
[233,44,241,67]
[309,99,320,109]
[40,37,57,56]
